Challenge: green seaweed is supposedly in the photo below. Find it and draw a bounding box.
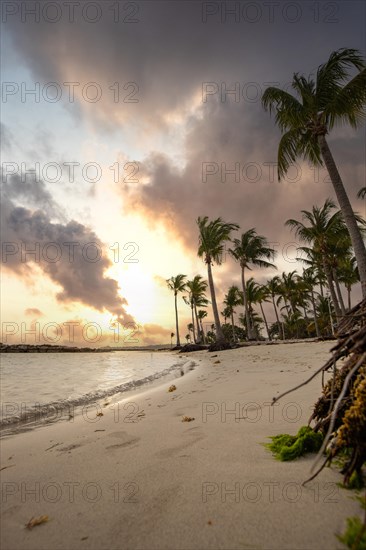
[337,516,366,550]
[266,426,323,461]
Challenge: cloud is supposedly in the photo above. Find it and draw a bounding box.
[1,173,134,324]
[24,308,44,317]
[5,2,365,133]
[139,323,172,345]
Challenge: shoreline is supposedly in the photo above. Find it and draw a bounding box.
[1,341,362,550]
[0,354,197,436]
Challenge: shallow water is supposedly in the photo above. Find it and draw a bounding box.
[0,351,190,425]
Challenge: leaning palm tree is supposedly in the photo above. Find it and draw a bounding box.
[229,229,276,340]
[166,274,187,347]
[197,216,239,347]
[262,48,366,297]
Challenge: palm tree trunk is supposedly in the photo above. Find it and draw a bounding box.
[272,296,285,339]
[310,288,321,338]
[259,302,271,340]
[323,259,342,318]
[191,305,196,344]
[199,318,206,344]
[319,280,324,298]
[318,135,366,298]
[332,269,346,316]
[241,267,255,340]
[231,311,236,342]
[207,260,225,342]
[174,293,180,347]
[194,304,201,343]
[347,286,351,310]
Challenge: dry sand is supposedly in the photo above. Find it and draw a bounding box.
[0,341,362,550]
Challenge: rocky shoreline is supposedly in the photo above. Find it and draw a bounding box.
[0,343,112,353]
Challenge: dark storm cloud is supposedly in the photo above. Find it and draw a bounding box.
[1,174,134,324]
[4,1,365,130]
[124,96,358,250]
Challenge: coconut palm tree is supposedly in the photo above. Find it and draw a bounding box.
[262,48,366,297]
[197,309,208,344]
[223,285,243,342]
[286,199,353,318]
[357,187,366,199]
[242,277,264,339]
[338,255,359,310]
[255,284,272,340]
[266,275,285,339]
[301,268,321,337]
[229,229,276,340]
[184,275,209,344]
[197,216,239,346]
[166,274,187,347]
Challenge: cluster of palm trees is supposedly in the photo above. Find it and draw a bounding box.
[167,199,363,347]
[167,48,365,348]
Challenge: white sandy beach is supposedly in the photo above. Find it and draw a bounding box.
[0,341,362,550]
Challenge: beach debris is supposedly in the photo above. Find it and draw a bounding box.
[0,464,16,471]
[270,298,366,487]
[103,402,110,407]
[137,411,145,417]
[182,416,195,422]
[25,515,49,530]
[207,520,212,525]
[96,412,104,417]
[168,385,177,392]
[81,536,89,541]
[213,360,221,364]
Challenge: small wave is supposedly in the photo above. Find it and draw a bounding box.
[1,359,195,429]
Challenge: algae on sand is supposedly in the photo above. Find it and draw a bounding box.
[266,426,323,461]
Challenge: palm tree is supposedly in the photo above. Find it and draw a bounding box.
[184,275,209,344]
[166,274,187,347]
[255,284,272,340]
[301,268,321,337]
[170,332,174,348]
[197,216,239,346]
[338,256,359,310]
[243,277,263,339]
[266,276,285,339]
[229,229,276,340]
[223,285,243,341]
[262,48,366,297]
[286,199,352,318]
[357,187,366,199]
[197,309,208,344]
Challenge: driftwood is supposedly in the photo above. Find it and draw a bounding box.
[273,298,366,486]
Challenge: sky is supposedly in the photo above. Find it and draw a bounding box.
[1,0,365,346]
